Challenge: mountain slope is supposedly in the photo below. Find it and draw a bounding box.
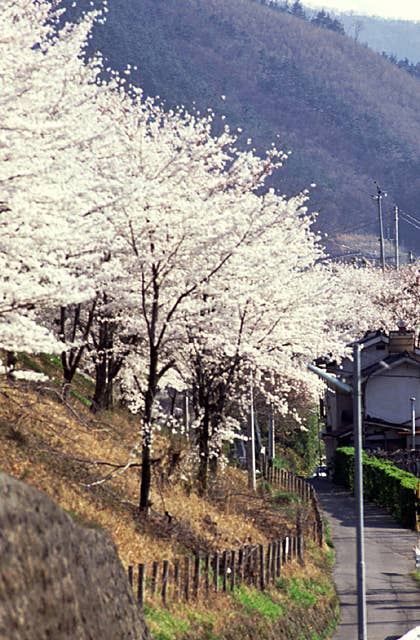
[338,13,420,63]
[66,0,420,253]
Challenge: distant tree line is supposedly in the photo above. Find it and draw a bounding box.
[381,51,420,81]
[254,0,345,35]
[256,0,420,79]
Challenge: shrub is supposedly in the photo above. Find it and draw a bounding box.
[334,447,418,528]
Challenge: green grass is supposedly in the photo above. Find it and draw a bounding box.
[143,605,190,640]
[322,517,336,568]
[70,388,91,408]
[16,353,95,407]
[17,353,44,373]
[323,517,334,549]
[271,489,301,505]
[277,576,332,608]
[187,610,219,640]
[411,570,420,587]
[233,585,284,621]
[278,577,317,607]
[324,547,335,569]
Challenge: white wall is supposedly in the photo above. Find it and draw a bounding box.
[365,362,420,425]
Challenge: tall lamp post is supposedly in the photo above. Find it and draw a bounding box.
[411,397,417,451]
[353,344,367,640]
[248,369,256,491]
[308,342,367,640]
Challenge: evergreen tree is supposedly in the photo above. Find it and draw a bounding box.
[291,1,306,19]
[311,10,345,35]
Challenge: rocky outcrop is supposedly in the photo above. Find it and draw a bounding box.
[0,473,152,640]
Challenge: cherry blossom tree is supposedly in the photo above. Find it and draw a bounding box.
[100,89,288,514]
[0,0,123,354]
[379,262,419,330]
[4,0,417,519]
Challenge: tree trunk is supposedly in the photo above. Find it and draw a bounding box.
[139,347,158,517]
[91,354,114,412]
[197,402,210,496]
[90,318,122,413]
[59,301,96,394]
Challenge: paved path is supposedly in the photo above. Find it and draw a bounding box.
[313,479,420,640]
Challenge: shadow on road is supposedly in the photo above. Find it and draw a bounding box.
[311,476,420,640]
[311,477,412,531]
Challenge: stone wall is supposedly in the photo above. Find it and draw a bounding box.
[0,473,152,640]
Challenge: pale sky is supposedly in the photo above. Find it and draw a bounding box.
[304,0,420,21]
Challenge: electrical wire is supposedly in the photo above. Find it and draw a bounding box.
[399,210,420,225]
[332,219,376,236]
[399,213,420,231]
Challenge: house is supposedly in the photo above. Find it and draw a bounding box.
[321,323,420,463]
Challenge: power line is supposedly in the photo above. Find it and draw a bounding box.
[334,219,376,236]
[399,210,420,225]
[399,214,420,231]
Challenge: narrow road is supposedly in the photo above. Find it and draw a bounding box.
[313,478,420,640]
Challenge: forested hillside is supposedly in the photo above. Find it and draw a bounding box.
[63,0,420,254]
[338,12,420,63]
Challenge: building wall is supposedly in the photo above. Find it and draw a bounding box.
[365,362,420,425]
[339,340,389,378]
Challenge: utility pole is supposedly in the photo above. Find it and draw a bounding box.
[268,405,275,463]
[411,397,417,451]
[353,343,367,640]
[183,390,189,440]
[394,206,400,270]
[308,346,367,640]
[373,183,386,271]
[247,370,256,491]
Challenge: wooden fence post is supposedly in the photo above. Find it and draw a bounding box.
[318,516,324,546]
[252,546,258,587]
[174,559,180,601]
[270,542,276,583]
[276,540,282,577]
[151,561,159,597]
[222,550,228,592]
[204,553,210,595]
[161,560,169,605]
[259,544,265,591]
[283,536,289,564]
[213,552,220,593]
[230,550,236,591]
[245,546,251,585]
[265,542,271,586]
[138,563,146,609]
[193,554,200,598]
[184,556,191,602]
[238,547,244,584]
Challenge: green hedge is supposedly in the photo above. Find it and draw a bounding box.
[333,447,418,529]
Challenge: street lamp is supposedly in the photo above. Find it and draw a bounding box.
[411,397,416,451]
[308,343,367,640]
[248,369,256,491]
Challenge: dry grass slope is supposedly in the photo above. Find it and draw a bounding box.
[0,355,338,639]
[0,358,291,567]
